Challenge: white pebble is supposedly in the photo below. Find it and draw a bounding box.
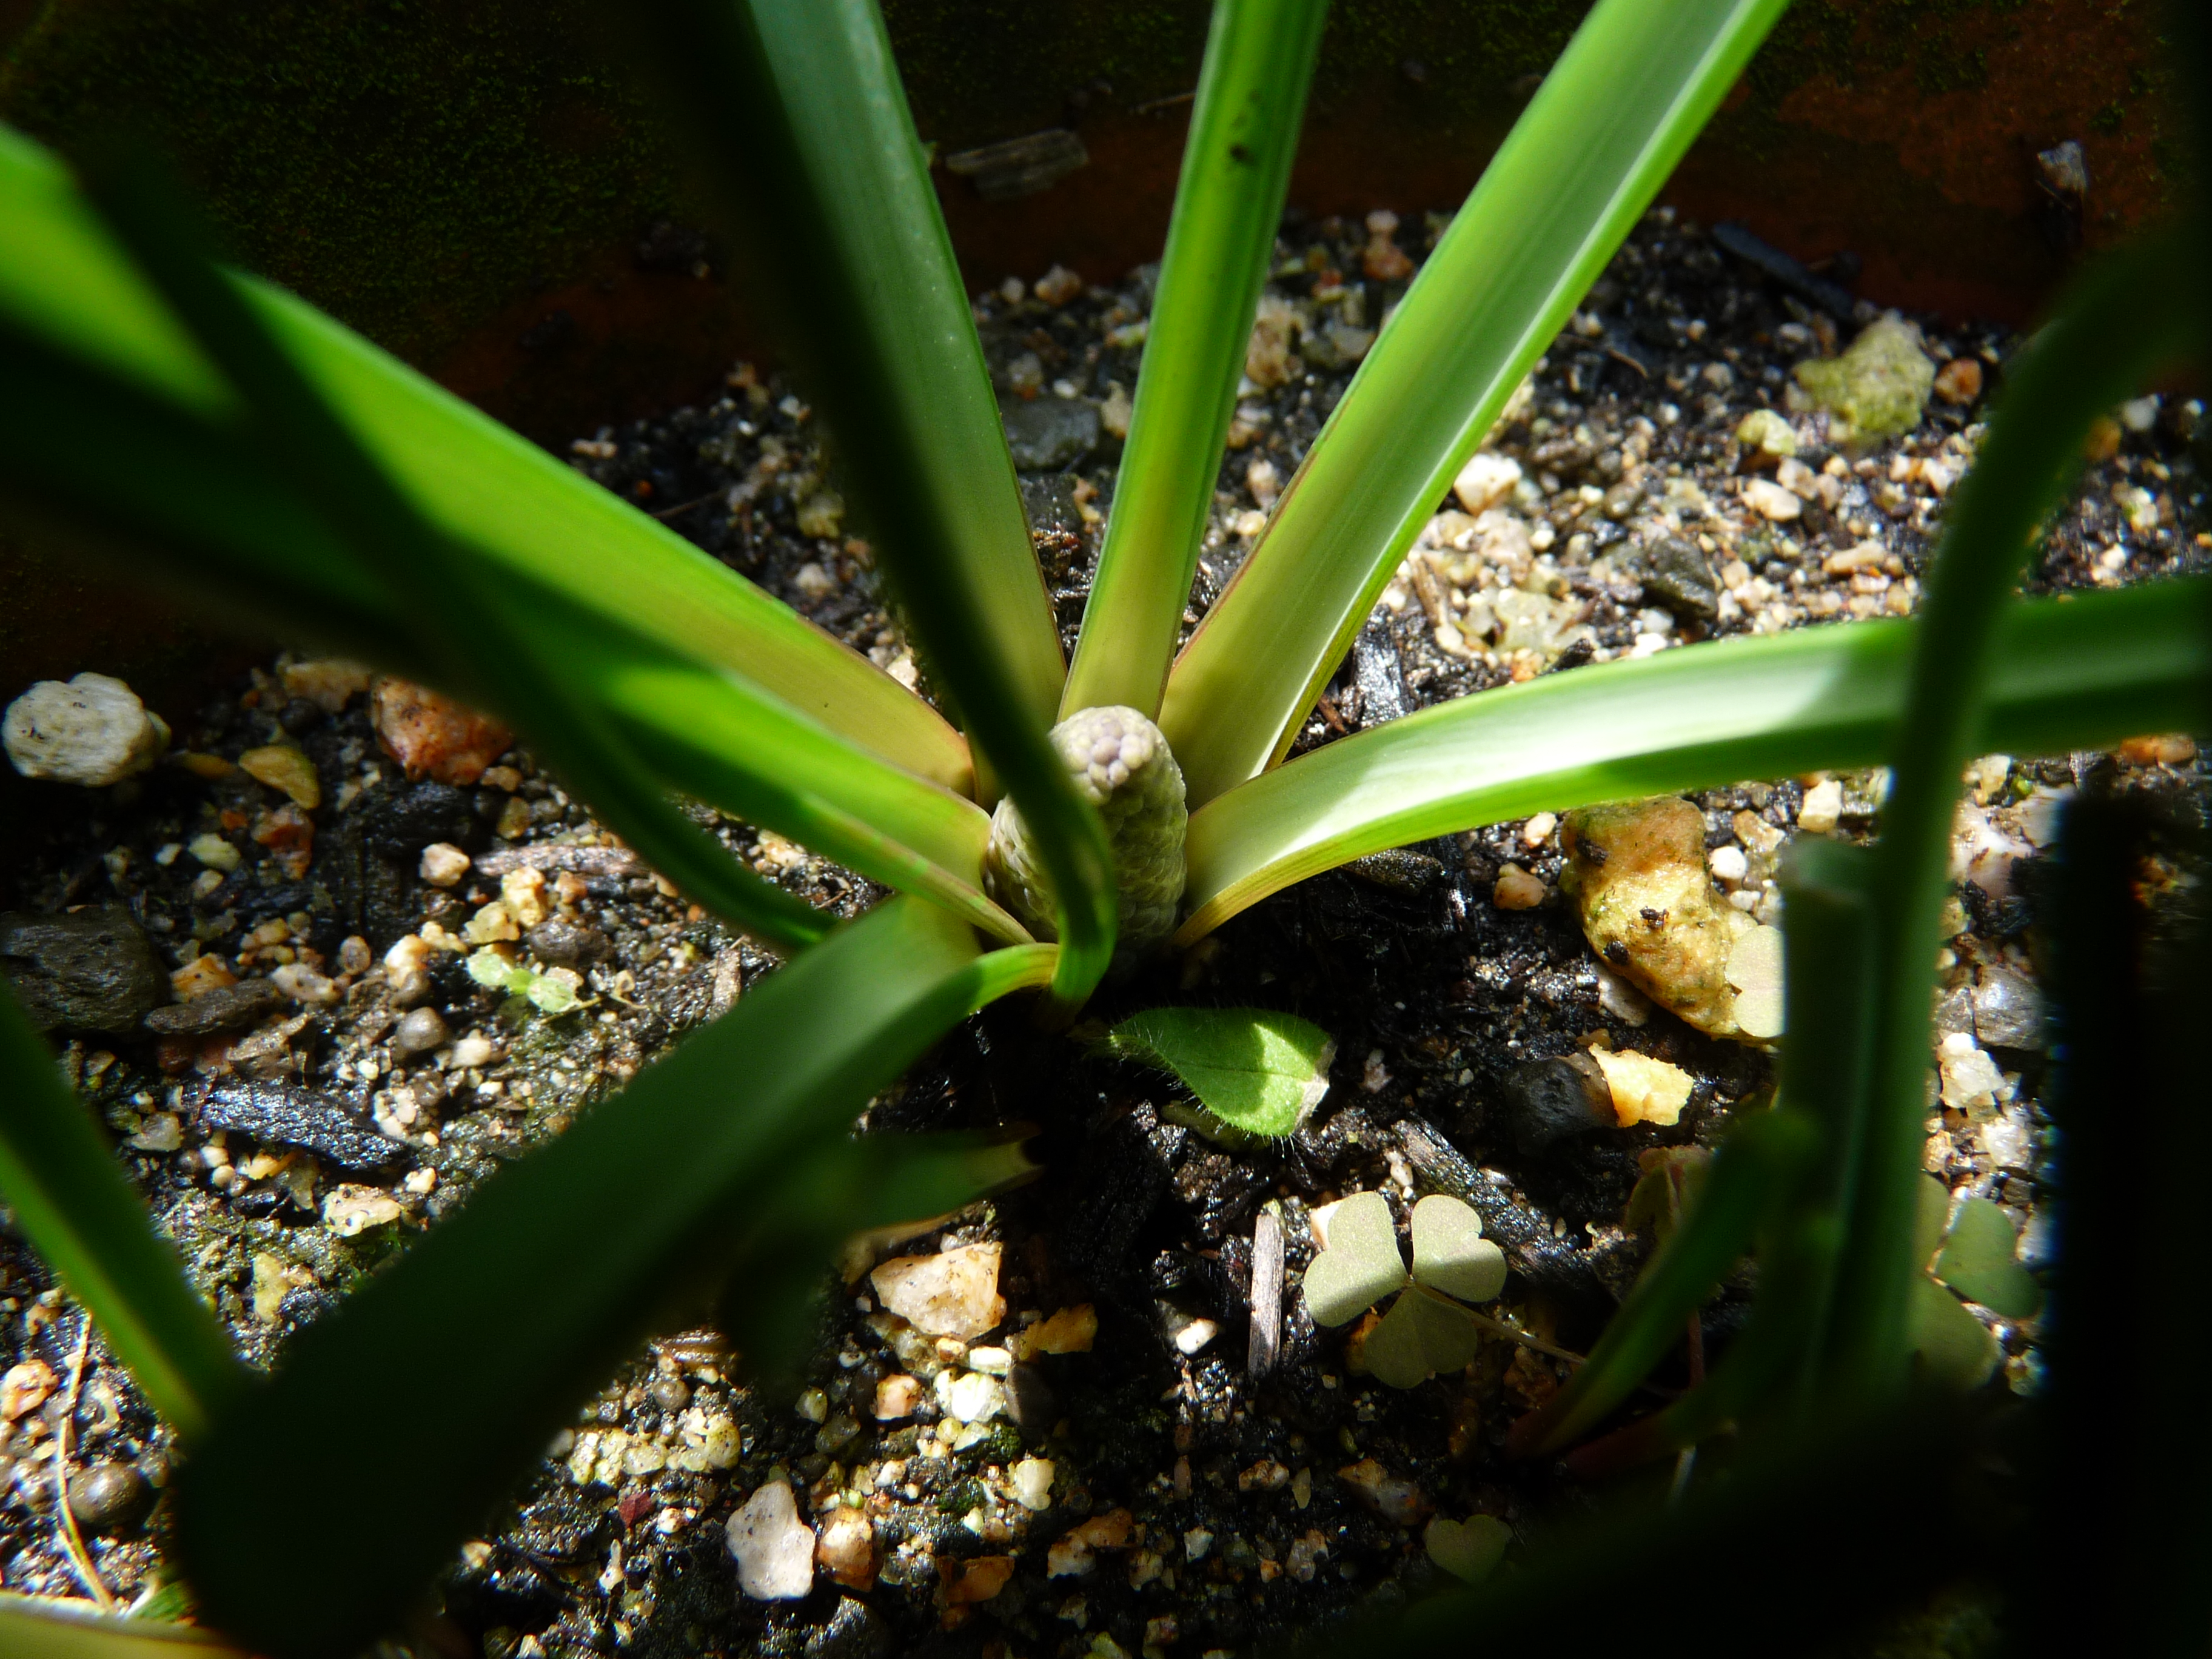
[726,1481,816,1600]
[3,673,170,786]
[270,963,340,1006]
[419,843,471,886]
[189,833,241,873]
[1798,779,1844,834]
[1708,846,1749,884]
[1010,1456,1055,1512]
[448,1034,500,1068]
[1452,452,1523,517]
[1520,812,1557,848]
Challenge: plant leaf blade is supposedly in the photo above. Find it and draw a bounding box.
[1177,579,2212,943]
[0,124,968,793]
[1159,0,1792,805]
[635,0,1117,1002]
[1062,0,1329,719]
[1105,1005,1334,1137]
[172,901,1044,1659]
[0,990,246,1443]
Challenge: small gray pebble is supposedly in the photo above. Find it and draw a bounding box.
[647,1375,690,1412]
[392,1007,449,1057]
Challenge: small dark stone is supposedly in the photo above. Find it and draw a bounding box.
[1639,537,1721,625]
[363,782,483,859]
[805,1596,892,1659]
[0,908,169,1035]
[1001,397,1099,471]
[1497,1054,1615,1151]
[276,697,323,735]
[144,977,283,1036]
[198,1081,404,1171]
[65,1461,150,1534]
[525,918,611,968]
[1004,1362,1058,1434]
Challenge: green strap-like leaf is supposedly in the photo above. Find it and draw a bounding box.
[1510,1108,1815,1456]
[172,901,1054,1659]
[1104,1005,1334,1137]
[0,991,247,1443]
[638,0,1118,1005]
[1177,578,2211,944]
[86,159,832,953]
[0,123,970,794]
[1061,0,1330,720]
[1159,0,1792,806]
[0,316,1021,941]
[0,1595,245,1658]
[1832,225,2208,1394]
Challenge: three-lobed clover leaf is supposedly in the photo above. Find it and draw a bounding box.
[1302,1191,1507,1389]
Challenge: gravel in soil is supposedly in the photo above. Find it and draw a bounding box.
[1,206,2207,1656]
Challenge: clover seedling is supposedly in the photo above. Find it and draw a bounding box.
[1302,1191,1507,1388]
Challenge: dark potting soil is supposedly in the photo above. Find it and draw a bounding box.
[1,205,2207,1658]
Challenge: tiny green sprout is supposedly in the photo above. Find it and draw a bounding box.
[1424,1512,1512,1584]
[466,948,592,1016]
[1907,1175,2040,1389]
[1102,1006,1333,1139]
[1302,1191,1507,1389]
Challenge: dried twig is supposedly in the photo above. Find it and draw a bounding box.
[1247,1207,1284,1377]
[53,1313,114,1612]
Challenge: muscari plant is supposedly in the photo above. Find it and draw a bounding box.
[0,0,2204,1651]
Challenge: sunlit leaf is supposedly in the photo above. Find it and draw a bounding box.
[1105,1006,1334,1137]
[1161,0,1793,804]
[1302,1191,1407,1327]
[1062,0,1329,718]
[1410,1195,1506,1304]
[1176,579,2210,945]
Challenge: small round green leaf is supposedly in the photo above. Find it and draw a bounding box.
[1933,1196,2043,1320]
[1908,1273,2000,1390]
[1410,1194,1506,1304]
[1301,1191,1407,1327]
[1424,1513,1512,1584]
[1105,1006,1335,1138]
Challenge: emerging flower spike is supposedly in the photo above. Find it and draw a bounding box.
[985,705,1187,973]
